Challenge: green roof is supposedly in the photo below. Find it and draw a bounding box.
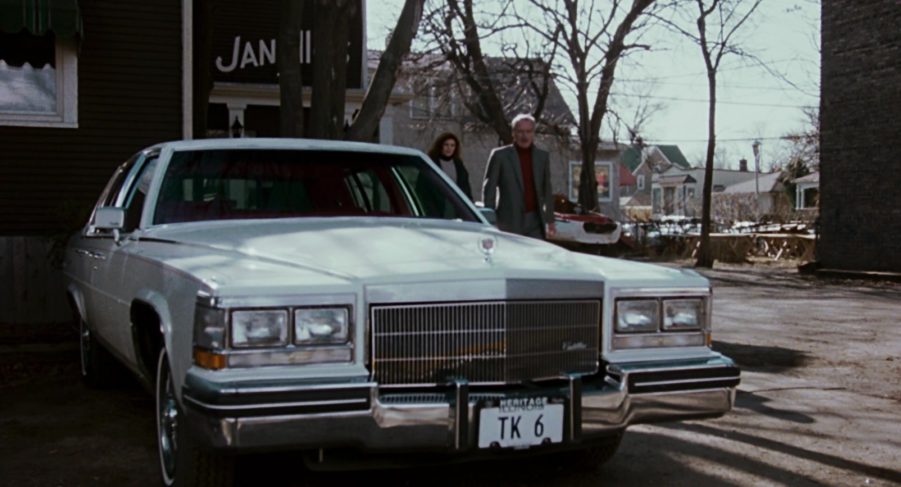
[620,147,642,172]
[657,145,691,169]
[619,145,691,173]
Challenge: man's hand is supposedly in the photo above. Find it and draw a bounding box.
[546,222,557,238]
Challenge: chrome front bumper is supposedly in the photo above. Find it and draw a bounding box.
[181,356,739,454]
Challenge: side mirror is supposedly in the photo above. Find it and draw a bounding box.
[478,207,497,225]
[94,207,125,230]
[92,207,125,242]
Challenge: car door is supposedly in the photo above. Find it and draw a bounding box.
[83,151,157,365]
[69,153,143,348]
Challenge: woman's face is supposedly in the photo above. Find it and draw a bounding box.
[441,138,457,158]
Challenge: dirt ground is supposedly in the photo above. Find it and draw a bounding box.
[1,261,899,486]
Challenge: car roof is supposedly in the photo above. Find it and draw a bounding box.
[148,138,425,157]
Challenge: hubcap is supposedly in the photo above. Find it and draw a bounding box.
[157,355,178,484]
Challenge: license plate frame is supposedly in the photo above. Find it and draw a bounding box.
[477,396,564,449]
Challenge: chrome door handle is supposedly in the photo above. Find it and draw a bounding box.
[74,249,106,260]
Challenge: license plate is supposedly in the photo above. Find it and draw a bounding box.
[478,397,563,449]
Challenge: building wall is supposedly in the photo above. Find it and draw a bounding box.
[0,0,183,323]
[819,0,901,271]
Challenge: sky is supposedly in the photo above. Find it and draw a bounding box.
[367,1,821,170]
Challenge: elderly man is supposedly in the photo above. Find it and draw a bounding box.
[482,114,556,239]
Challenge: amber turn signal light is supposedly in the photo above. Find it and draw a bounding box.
[193,347,227,370]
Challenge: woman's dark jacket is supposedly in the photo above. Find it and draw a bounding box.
[432,156,473,200]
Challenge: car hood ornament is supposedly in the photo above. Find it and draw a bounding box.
[478,233,498,264]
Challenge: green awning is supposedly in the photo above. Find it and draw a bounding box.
[0,0,82,38]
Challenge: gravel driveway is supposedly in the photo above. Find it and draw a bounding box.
[1,263,899,486]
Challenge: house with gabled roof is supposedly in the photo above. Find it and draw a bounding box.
[619,144,692,220]
[651,166,758,219]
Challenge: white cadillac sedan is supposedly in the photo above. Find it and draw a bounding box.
[64,138,739,486]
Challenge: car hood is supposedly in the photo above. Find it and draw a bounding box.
[138,218,705,290]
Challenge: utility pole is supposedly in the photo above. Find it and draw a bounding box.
[752,139,761,223]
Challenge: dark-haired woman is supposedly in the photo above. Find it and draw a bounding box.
[426,132,473,200]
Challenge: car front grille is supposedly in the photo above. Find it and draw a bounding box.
[370,300,600,386]
[584,222,618,233]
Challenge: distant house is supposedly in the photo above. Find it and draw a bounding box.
[793,171,819,211]
[714,172,787,222]
[651,167,758,219]
[621,144,692,197]
[619,144,692,220]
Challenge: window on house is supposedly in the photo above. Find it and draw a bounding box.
[798,187,819,209]
[0,31,78,127]
[410,80,455,120]
[637,174,645,190]
[569,160,613,202]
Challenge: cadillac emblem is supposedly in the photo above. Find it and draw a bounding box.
[478,234,498,263]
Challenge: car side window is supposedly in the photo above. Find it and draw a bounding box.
[119,155,159,232]
[346,169,392,213]
[86,153,143,236]
[97,154,141,209]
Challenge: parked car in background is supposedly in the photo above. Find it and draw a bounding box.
[549,194,622,252]
[64,138,739,486]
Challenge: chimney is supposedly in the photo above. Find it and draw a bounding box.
[739,158,748,172]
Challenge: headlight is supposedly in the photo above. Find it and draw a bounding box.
[663,299,703,330]
[231,309,288,348]
[295,307,349,344]
[615,299,659,333]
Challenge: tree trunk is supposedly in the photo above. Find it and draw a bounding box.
[578,135,599,212]
[191,0,215,139]
[696,71,717,268]
[575,0,654,212]
[309,0,355,139]
[346,0,424,141]
[278,0,304,137]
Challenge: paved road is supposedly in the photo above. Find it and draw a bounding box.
[1,264,899,486]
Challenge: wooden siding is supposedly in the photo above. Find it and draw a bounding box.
[0,0,183,236]
[0,237,70,324]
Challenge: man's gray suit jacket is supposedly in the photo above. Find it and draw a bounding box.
[481,144,555,236]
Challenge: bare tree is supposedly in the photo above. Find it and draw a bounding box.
[421,0,561,144]
[523,0,658,212]
[307,0,358,139]
[278,0,304,137]
[275,0,424,140]
[606,80,666,145]
[662,0,761,267]
[347,0,425,141]
[192,0,216,138]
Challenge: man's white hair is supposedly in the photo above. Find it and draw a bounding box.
[511,113,536,129]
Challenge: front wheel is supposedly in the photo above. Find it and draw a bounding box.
[156,349,234,487]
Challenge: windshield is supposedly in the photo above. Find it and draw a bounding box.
[153,149,478,225]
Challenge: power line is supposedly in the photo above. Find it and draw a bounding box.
[643,136,792,144]
[618,58,817,81]
[610,91,817,109]
[616,78,819,94]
